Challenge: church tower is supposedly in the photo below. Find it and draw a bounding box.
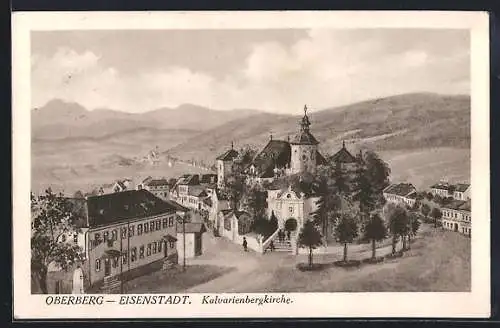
[290,105,319,174]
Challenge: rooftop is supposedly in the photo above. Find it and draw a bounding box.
[86,190,179,228]
[216,148,239,161]
[384,183,416,197]
[443,200,471,212]
[330,142,357,164]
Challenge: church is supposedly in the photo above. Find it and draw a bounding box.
[215,106,359,250]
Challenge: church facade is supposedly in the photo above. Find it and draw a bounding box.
[214,105,359,251]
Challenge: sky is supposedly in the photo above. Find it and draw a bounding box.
[31,29,470,114]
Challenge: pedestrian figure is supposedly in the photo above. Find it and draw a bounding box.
[243,237,248,252]
[269,240,275,252]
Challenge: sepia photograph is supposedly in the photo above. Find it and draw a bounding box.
[13,11,490,319]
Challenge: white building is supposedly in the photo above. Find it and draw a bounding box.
[266,185,320,234]
[383,183,418,207]
[442,200,471,235]
[430,182,471,201]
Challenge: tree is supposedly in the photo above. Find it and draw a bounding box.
[312,166,341,241]
[431,207,443,228]
[363,150,391,208]
[269,211,279,232]
[408,212,421,249]
[421,203,431,221]
[388,206,409,254]
[73,190,84,199]
[334,214,359,262]
[352,159,377,224]
[243,184,267,219]
[297,220,323,268]
[238,145,258,165]
[426,193,434,201]
[31,189,83,294]
[225,163,247,210]
[251,216,274,239]
[363,213,387,259]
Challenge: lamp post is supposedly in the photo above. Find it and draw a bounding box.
[176,211,188,272]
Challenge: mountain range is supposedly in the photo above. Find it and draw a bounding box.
[32,92,470,164]
[31,99,260,141]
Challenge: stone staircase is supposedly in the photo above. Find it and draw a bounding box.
[268,238,293,253]
[101,275,121,294]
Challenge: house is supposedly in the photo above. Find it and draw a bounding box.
[176,222,206,261]
[383,183,418,207]
[216,144,240,189]
[170,174,200,205]
[430,181,471,201]
[140,178,170,200]
[47,190,185,293]
[442,200,471,235]
[453,183,471,201]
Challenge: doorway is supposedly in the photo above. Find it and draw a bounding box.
[104,258,111,276]
[454,223,458,232]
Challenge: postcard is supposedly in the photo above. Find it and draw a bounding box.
[12,10,490,319]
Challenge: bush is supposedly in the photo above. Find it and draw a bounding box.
[362,257,385,264]
[296,263,327,271]
[333,260,361,268]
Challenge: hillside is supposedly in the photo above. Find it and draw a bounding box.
[168,93,470,163]
[31,99,262,140]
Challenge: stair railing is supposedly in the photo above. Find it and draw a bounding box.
[260,227,280,254]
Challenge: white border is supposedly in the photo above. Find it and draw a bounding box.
[12,11,490,319]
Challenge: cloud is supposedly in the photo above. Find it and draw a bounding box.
[31,29,469,114]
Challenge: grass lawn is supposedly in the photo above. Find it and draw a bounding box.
[123,264,235,293]
[236,227,470,293]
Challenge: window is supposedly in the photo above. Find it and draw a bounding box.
[112,230,117,240]
[131,247,137,262]
[95,259,101,272]
[112,257,118,268]
[168,217,174,227]
[61,234,66,242]
[152,242,157,254]
[94,233,101,244]
[138,224,143,235]
[147,244,151,256]
[144,223,149,233]
[121,227,127,239]
[162,218,168,229]
[122,250,128,264]
[158,241,162,253]
[129,225,135,237]
[139,246,145,259]
[150,221,155,232]
[104,231,109,241]
[156,220,161,231]
[169,241,175,248]
[289,206,294,213]
[73,234,78,244]
[302,155,307,160]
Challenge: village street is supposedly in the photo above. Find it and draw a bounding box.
[183,223,435,293]
[123,221,468,293]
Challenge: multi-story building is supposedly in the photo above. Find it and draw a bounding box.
[138,177,171,200]
[170,174,200,205]
[442,200,471,235]
[216,143,239,189]
[453,183,471,201]
[68,190,186,289]
[383,183,418,208]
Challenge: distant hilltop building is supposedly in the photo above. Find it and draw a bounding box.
[216,105,328,187]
